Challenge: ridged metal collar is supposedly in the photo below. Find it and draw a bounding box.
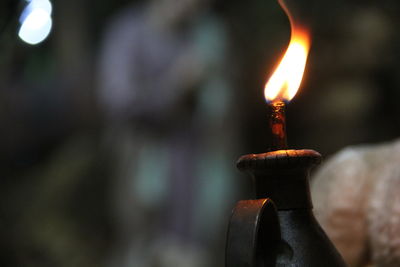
[237,149,321,171]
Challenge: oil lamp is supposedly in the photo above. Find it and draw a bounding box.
[225,0,347,266]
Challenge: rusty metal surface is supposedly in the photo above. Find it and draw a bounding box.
[269,101,288,151]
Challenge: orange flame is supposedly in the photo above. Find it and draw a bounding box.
[264,17,311,102]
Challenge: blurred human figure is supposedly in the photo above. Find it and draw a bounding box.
[97,0,237,266]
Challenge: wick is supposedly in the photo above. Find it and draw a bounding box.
[269,100,288,151]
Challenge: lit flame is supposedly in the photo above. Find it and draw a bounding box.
[264,27,310,102]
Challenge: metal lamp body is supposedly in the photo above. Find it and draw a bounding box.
[226,149,347,267]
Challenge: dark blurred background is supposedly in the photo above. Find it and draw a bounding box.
[1,0,400,266]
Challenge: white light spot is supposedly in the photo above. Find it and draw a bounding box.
[18,0,53,45]
[20,0,52,22]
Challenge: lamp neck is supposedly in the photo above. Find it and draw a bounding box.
[236,149,321,210]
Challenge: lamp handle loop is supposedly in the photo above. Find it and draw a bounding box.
[225,198,281,267]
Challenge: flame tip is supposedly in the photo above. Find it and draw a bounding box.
[264,28,310,102]
[264,0,311,103]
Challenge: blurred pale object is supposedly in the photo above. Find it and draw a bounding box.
[18,0,53,45]
[311,139,400,266]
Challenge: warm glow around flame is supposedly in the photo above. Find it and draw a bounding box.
[264,29,310,102]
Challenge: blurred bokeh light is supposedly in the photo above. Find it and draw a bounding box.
[18,0,53,45]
